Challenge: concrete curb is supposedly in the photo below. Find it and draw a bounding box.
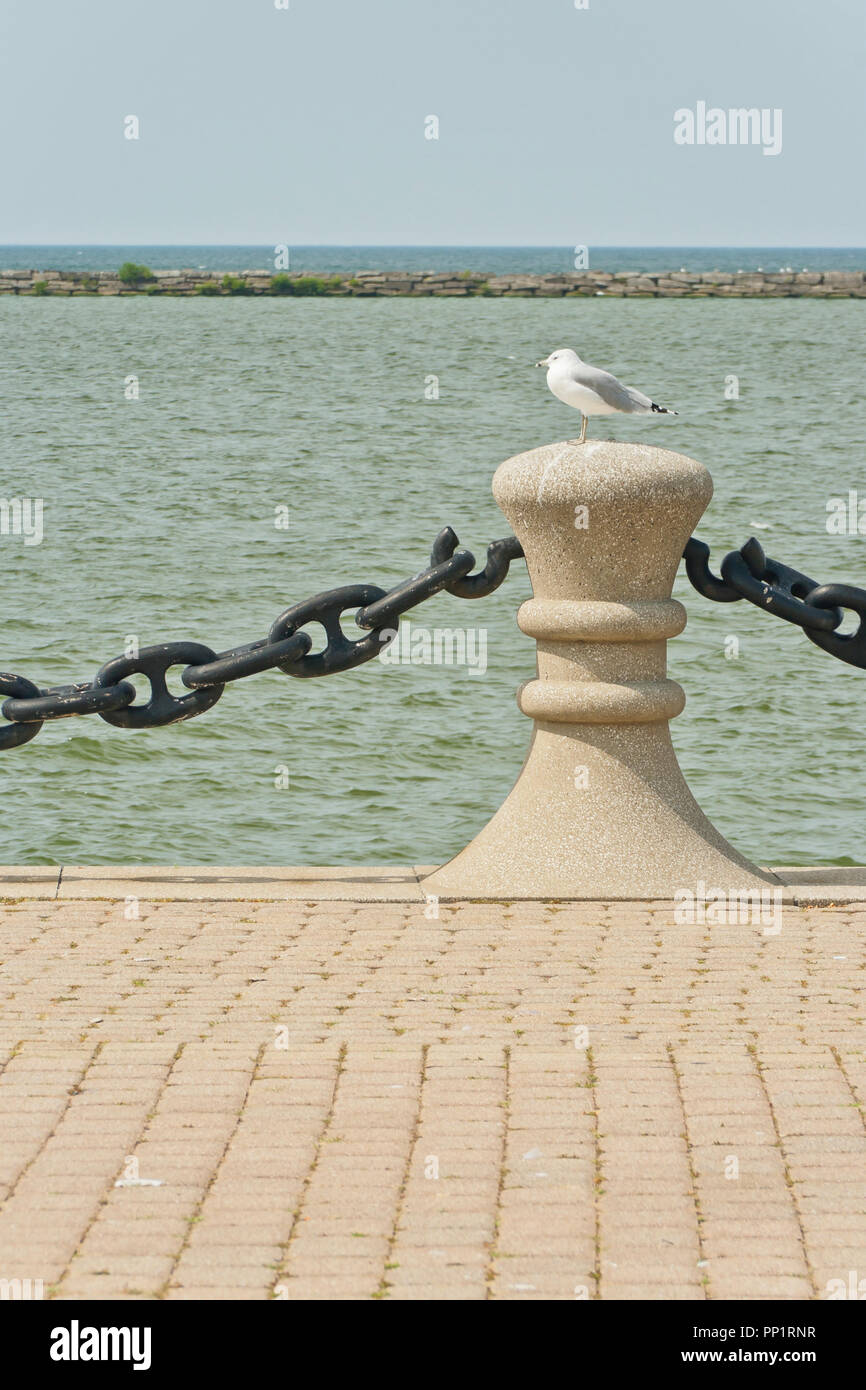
[1,865,865,905]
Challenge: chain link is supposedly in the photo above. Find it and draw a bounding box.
[682,535,866,667]
[5,527,864,753]
[0,528,526,751]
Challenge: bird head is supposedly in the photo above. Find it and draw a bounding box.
[534,348,579,368]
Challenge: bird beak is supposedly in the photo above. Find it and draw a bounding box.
[534,357,549,368]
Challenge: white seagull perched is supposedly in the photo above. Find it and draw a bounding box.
[535,347,678,444]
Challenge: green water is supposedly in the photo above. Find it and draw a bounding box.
[1,297,864,868]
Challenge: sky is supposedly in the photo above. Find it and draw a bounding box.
[0,0,863,246]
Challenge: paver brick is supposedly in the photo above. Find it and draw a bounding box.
[1,896,865,1300]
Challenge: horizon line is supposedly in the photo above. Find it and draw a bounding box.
[1,242,863,251]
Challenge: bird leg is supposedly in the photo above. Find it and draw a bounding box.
[567,416,588,446]
[568,415,588,445]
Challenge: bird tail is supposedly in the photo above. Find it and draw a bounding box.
[651,402,678,415]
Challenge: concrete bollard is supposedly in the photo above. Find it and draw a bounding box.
[424,440,778,900]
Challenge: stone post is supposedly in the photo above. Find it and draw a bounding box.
[423,440,778,900]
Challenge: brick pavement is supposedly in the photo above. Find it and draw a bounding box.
[1,890,865,1301]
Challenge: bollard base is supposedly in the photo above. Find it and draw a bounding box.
[423,722,777,900]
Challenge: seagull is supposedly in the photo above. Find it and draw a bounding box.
[535,347,678,444]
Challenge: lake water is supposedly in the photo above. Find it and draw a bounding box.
[2,245,864,275]
[1,294,864,868]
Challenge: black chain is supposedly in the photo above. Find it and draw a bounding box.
[4,527,864,753]
[0,528,525,751]
[682,536,866,667]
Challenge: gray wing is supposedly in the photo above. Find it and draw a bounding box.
[571,362,652,413]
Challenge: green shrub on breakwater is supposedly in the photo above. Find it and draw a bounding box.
[221,274,254,295]
[118,262,156,286]
[270,274,343,296]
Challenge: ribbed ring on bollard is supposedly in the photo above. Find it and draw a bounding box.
[517,598,687,642]
[518,676,686,724]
